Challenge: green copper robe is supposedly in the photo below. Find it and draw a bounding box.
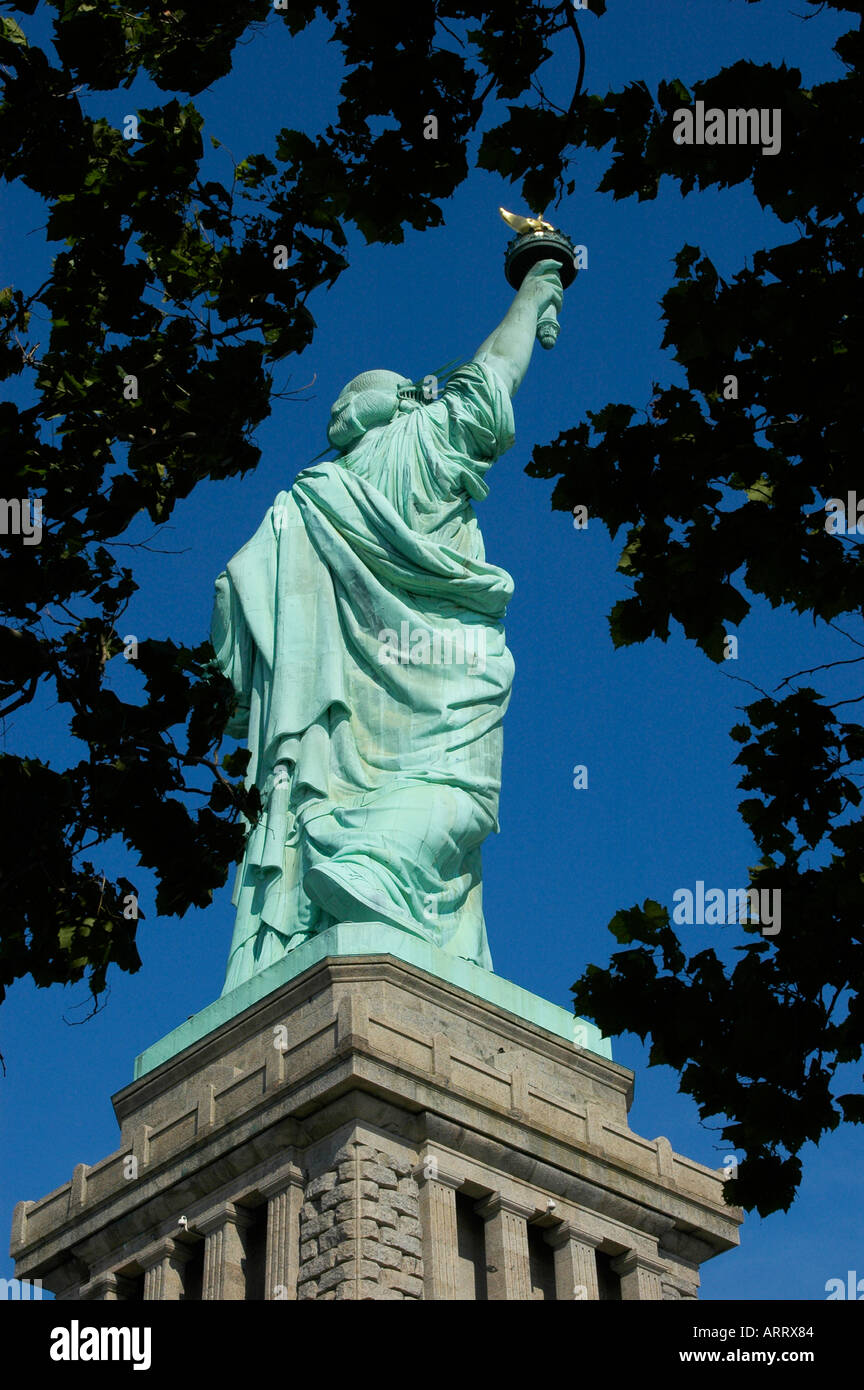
[211,361,515,993]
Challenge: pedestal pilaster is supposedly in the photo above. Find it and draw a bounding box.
[141,1238,193,1301]
[545,1225,603,1300]
[260,1167,303,1300]
[613,1250,667,1301]
[79,1271,137,1301]
[200,1204,253,1301]
[476,1194,534,1300]
[416,1168,462,1299]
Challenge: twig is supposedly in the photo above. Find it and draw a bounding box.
[723,671,773,700]
[0,675,38,719]
[827,621,864,651]
[774,655,864,693]
[565,7,587,115]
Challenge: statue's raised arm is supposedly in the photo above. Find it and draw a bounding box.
[473,258,564,397]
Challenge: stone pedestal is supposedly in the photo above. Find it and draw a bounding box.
[9,950,742,1300]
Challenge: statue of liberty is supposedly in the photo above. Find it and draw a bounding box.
[211,256,564,994]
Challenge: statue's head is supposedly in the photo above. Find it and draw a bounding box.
[328,369,413,452]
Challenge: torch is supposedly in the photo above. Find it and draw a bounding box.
[499,207,579,350]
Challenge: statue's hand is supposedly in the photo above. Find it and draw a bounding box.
[521,258,564,318]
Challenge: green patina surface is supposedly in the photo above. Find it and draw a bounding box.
[133,922,611,1078]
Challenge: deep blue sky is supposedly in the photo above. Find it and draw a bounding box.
[2,1,860,1301]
